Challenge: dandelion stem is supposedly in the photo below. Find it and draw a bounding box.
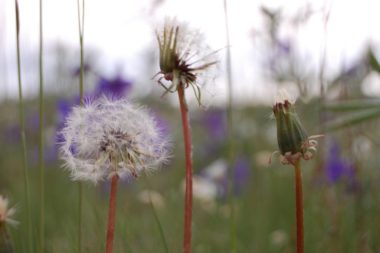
[294,161,304,253]
[105,174,119,253]
[38,0,46,251]
[15,1,33,252]
[177,84,193,253]
[77,0,85,252]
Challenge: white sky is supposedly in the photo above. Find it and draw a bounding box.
[1,0,380,105]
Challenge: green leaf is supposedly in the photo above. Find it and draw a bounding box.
[369,50,380,74]
[323,99,380,112]
[324,107,380,131]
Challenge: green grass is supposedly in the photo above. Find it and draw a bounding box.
[1,98,380,252]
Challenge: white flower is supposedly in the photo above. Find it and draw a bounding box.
[155,18,219,105]
[0,196,17,226]
[59,97,171,183]
[137,190,165,210]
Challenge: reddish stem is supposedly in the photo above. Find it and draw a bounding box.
[294,161,304,253]
[177,84,193,253]
[105,174,119,253]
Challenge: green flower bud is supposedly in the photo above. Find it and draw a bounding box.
[272,95,322,165]
[273,100,308,156]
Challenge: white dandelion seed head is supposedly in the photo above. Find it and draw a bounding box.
[0,196,17,226]
[59,97,171,183]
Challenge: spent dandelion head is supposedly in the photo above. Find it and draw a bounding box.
[59,97,171,183]
[154,18,219,105]
[271,90,323,165]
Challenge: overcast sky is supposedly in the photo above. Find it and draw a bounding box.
[1,0,380,105]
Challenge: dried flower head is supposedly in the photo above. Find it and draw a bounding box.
[154,18,219,105]
[0,196,17,226]
[271,90,322,165]
[59,97,171,183]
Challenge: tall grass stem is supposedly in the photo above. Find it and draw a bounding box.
[15,1,33,252]
[145,178,170,253]
[77,0,85,252]
[38,0,45,251]
[177,84,193,253]
[223,0,237,251]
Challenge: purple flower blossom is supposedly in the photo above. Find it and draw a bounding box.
[94,75,132,99]
[233,157,250,195]
[325,141,356,186]
[202,109,227,140]
[3,124,20,143]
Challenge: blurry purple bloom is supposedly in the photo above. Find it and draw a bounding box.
[94,75,132,99]
[233,157,250,195]
[26,111,40,132]
[202,109,227,140]
[57,99,75,123]
[275,40,291,55]
[325,141,356,185]
[54,97,82,160]
[3,125,20,143]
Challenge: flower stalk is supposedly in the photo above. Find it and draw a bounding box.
[177,84,193,253]
[105,174,119,253]
[294,160,304,253]
[272,91,322,253]
[155,19,219,253]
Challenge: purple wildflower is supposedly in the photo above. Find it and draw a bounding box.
[202,109,227,140]
[233,157,250,195]
[325,141,356,186]
[94,75,132,99]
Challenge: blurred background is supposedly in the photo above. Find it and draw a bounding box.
[1,0,380,252]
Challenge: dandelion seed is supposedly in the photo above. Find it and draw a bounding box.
[59,96,171,183]
[154,18,219,105]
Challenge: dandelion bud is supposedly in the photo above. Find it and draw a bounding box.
[272,92,322,165]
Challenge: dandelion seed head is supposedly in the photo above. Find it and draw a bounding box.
[59,97,171,183]
[155,17,219,105]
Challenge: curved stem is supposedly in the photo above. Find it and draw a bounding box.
[294,161,304,253]
[177,84,193,253]
[105,174,119,253]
